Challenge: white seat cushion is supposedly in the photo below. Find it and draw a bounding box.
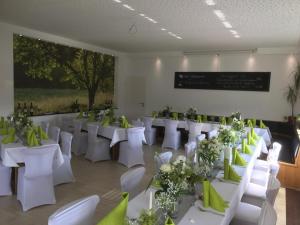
[251,169,269,187]
[242,183,267,207]
[254,159,270,173]
[231,202,261,225]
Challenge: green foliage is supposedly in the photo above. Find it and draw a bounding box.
[137,209,158,225]
[285,63,300,117]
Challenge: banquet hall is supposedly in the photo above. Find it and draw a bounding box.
[0,0,300,225]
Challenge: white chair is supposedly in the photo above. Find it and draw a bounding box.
[0,160,12,196]
[187,120,202,143]
[120,167,145,197]
[185,134,206,159]
[48,195,100,225]
[230,201,277,225]
[154,152,173,172]
[162,119,181,150]
[142,117,156,146]
[17,146,57,211]
[250,169,270,187]
[207,129,218,139]
[49,126,61,143]
[118,127,145,168]
[72,119,88,156]
[53,132,75,186]
[85,124,110,162]
[242,175,281,207]
[41,121,50,134]
[254,142,282,177]
[61,117,74,133]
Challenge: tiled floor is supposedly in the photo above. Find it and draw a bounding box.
[0,144,287,225]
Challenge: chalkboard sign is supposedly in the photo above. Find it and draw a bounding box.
[174,72,271,92]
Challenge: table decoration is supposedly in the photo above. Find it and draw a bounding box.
[247,119,253,128]
[201,115,208,122]
[231,148,247,166]
[196,115,202,123]
[1,127,16,144]
[247,132,256,146]
[170,112,178,120]
[242,139,253,155]
[231,118,245,144]
[219,116,226,125]
[223,158,241,182]
[231,112,242,120]
[186,107,197,120]
[7,112,33,132]
[259,120,267,128]
[119,116,132,128]
[161,106,172,118]
[152,111,158,118]
[251,128,259,141]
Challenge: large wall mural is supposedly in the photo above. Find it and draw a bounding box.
[13,34,115,115]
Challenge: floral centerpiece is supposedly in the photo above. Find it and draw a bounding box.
[186,107,197,120]
[161,106,172,118]
[218,126,236,147]
[231,111,242,120]
[7,112,33,132]
[231,118,245,143]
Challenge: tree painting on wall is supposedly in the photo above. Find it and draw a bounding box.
[13,34,115,115]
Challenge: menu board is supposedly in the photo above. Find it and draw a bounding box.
[174,72,271,92]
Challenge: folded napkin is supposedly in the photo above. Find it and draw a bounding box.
[247,119,253,128]
[202,115,208,122]
[232,148,247,166]
[26,128,40,147]
[37,126,48,140]
[247,132,256,146]
[203,180,229,212]
[242,139,253,155]
[0,116,4,128]
[151,179,161,189]
[224,158,241,182]
[171,112,178,120]
[152,111,158,118]
[120,116,132,128]
[1,127,16,144]
[97,192,129,225]
[101,116,111,127]
[259,120,267,129]
[77,110,83,119]
[220,116,226,125]
[88,112,96,122]
[165,217,175,225]
[196,115,202,123]
[251,119,256,127]
[226,117,233,125]
[0,128,8,135]
[251,128,259,141]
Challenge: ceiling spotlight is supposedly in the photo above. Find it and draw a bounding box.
[139,13,145,17]
[223,21,232,28]
[230,30,238,35]
[234,35,241,38]
[161,28,166,31]
[123,4,135,11]
[113,0,122,3]
[205,0,216,6]
[176,36,183,40]
[214,10,226,21]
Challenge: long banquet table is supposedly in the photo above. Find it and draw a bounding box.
[127,137,267,225]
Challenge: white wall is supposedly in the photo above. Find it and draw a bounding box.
[0,22,122,116]
[122,51,300,121]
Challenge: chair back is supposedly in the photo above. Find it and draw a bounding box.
[120,167,145,195]
[87,124,99,143]
[266,175,281,206]
[49,126,61,143]
[258,201,277,225]
[142,117,154,131]
[188,121,202,142]
[48,195,100,225]
[196,134,206,144]
[154,152,172,171]
[60,131,73,159]
[185,142,196,159]
[268,142,282,162]
[41,121,50,134]
[73,120,83,135]
[24,145,56,178]
[164,119,179,134]
[207,129,218,139]
[127,127,145,149]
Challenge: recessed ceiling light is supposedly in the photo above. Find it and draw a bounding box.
[223,21,232,28]
[139,13,145,17]
[230,30,238,35]
[161,28,166,31]
[234,35,240,38]
[123,4,135,11]
[113,0,122,3]
[176,36,183,40]
[214,10,226,21]
[205,0,216,6]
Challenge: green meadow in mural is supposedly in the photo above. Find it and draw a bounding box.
[13,34,115,115]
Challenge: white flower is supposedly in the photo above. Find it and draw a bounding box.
[176,155,186,162]
[160,163,172,173]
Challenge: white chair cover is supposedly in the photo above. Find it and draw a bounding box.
[187,120,202,142]
[53,132,75,186]
[61,117,74,133]
[207,129,218,139]
[120,167,145,198]
[48,195,100,225]
[85,124,110,162]
[142,117,156,146]
[185,134,206,159]
[154,151,173,172]
[267,142,282,176]
[132,119,144,127]
[0,160,12,196]
[119,127,145,168]
[72,119,88,156]
[266,175,281,206]
[251,169,270,187]
[196,134,206,144]
[17,146,57,211]
[258,202,277,225]
[49,126,61,144]
[162,119,181,150]
[41,121,50,134]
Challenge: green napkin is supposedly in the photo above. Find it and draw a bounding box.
[224,159,241,182]
[247,132,256,146]
[259,120,267,129]
[196,115,202,123]
[232,148,247,166]
[0,128,8,135]
[171,112,178,120]
[242,139,253,155]
[1,127,16,144]
[151,179,161,189]
[165,217,175,225]
[202,115,208,122]
[26,128,39,147]
[97,192,129,225]
[203,180,229,212]
[220,116,226,125]
[152,111,158,118]
[251,119,256,127]
[77,110,83,119]
[38,126,48,140]
[251,128,259,141]
[0,116,4,128]
[227,117,233,125]
[88,112,96,122]
[101,116,111,127]
[247,119,253,128]
[120,116,132,128]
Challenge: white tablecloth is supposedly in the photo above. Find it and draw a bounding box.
[0,139,64,169]
[127,138,265,225]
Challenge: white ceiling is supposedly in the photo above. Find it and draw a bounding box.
[0,0,300,52]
